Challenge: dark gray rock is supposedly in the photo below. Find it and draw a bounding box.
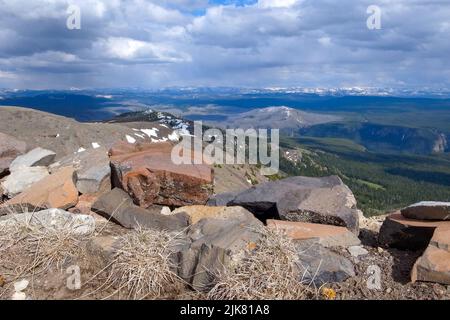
[91,188,189,231]
[207,192,239,206]
[227,175,360,234]
[174,217,263,291]
[296,241,355,286]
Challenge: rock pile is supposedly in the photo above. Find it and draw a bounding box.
[379,202,450,285]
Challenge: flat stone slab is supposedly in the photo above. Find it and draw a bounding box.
[9,147,56,172]
[267,219,361,248]
[401,201,450,221]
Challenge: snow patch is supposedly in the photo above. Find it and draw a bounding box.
[126,135,136,144]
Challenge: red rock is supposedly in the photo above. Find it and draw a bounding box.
[411,226,450,285]
[267,219,361,248]
[110,143,213,207]
[5,166,78,210]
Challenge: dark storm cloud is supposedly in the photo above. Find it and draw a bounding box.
[0,0,449,89]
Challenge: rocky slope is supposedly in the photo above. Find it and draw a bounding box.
[0,107,449,301]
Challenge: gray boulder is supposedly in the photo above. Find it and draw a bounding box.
[91,188,189,231]
[9,147,56,172]
[296,241,355,286]
[401,201,450,221]
[1,166,49,198]
[207,192,239,206]
[223,176,360,234]
[49,147,111,195]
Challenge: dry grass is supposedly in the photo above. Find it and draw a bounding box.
[207,227,316,300]
[102,227,186,300]
[0,211,93,277]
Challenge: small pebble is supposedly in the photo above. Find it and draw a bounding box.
[377,247,384,254]
[11,292,27,300]
[386,288,392,294]
[14,279,29,292]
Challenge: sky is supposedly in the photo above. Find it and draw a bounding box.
[0,0,449,89]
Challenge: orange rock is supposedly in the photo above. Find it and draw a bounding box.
[70,194,99,215]
[411,226,450,285]
[267,219,360,248]
[110,143,213,207]
[6,166,78,210]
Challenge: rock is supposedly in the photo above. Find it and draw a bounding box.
[69,194,99,215]
[0,208,95,236]
[9,147,56,172]
[226,175,360,234]
[411,227,450,285]
[175,216,264,291]
[0,132,27,176]
[11,292,27,300]
[172,205,256,225]
[207,192,239,207]
[266,220,361,248]
[296,242,356,286]
[1,166,49,198]
[14,279,29,292]
[161,206,172,215]
[50,147,111,195]
[86,236,120,269]
[110,142,214,207]
[347,246,369,258]
[5,166,78,210]
[91,188,189,231]
[401,202,450,221]
[379,212,449,249]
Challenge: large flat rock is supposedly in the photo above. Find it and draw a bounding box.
[219,175,360,234]
[266,220,361,248]
[110,142,213,207]
[5,166,78,210]
[379,212,450,249]
[401,201,450,221]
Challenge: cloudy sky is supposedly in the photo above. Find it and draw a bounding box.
[0,0,449,89]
